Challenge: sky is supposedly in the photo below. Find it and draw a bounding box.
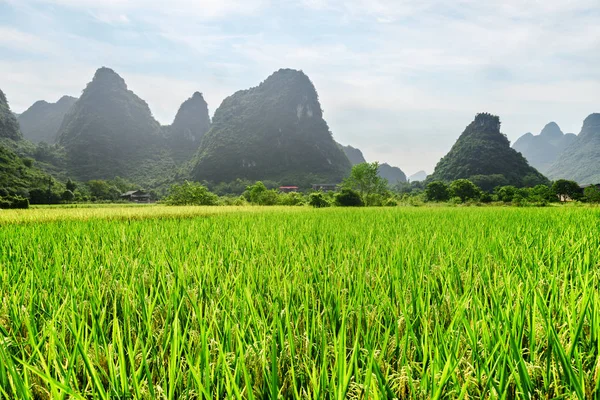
[1,0,599,176]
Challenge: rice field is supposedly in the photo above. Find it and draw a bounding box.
[1,206,599,399]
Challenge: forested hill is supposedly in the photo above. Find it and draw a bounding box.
[0,89,54,196]
[428,113,548,187]
[512,122,576,174]
[191,69,351,186]
[18,96,77,144]
[165,91,211,163]
[0,89,22,141]
[56,67,176,183]
[546,113,600,184]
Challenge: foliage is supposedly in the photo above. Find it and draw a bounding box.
[163,181,219,206]
[0,89,22,141]
[191,69,352,184]
[583,186,600,203]
[425,181,450,202]
[449,179,480,202]
[244,181,279,205]
[469,174,508,193]
[334,188,363,207]
[308,192,330,208]
[2,206,599,398]
[551,179,582,202]
[0,195,29,209]
[429,113,548,187]
[61,189,75,202]
[278,192,305,206]
[343,162,387,206]
[495,185,519,203]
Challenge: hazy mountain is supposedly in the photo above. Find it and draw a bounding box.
[18,96,77,143]
[429,113,547,187]
[57,67,175,183]
[0,89,22,141]
[166,91,211,162]
[339,143,407,185]
[378,163,407,185]
[512,122,576,173]
[408,170,428,182]
[191,69,351,186]
[340,144,367,165]
[546,113,600,184]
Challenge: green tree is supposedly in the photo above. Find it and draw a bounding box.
[495,186,518,203]
[87,180,121,201]
[308,192,330,208]
[425,181,450,202]
[163,181,218,205]
[334,188,363,207]
[583,186,600,203]
[244,181,280,205]
[66,178,77,192]
[343,162,387,206]
[449,179,480,202]
[551,179,581,202]
[61,190,75,202]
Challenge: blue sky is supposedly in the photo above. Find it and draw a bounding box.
[1,0,599,175]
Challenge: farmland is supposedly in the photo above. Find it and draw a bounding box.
[1,206,599,398]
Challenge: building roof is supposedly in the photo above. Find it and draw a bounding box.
[121,190,149,197]
[279,186,299,189]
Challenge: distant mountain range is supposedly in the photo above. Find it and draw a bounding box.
[546,114,600,184]
[5,65,600,192]
[512,122,576,174]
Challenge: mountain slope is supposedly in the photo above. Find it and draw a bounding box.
[429,113,547,187]
[18,96,77,143]
[378,163,406,185]
[57,67,174,183]
[0,89,52,196]
[166,91,211,163]
[191,69,351,185]
[546,113,600,184]
[408,170,428,182]
[340,144,367,165]
[512,122,576,173]
[0,89,22,141]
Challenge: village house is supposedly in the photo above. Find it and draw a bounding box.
[312,183,338,192]
[279,186,299,193]
[120,190,151,203]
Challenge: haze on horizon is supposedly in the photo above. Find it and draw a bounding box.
[1,0,598,175]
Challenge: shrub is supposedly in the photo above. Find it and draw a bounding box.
[0,195,29,209]
[309,192,330,208]
[278,192,305,206]
[449,179,480,202]
[584,186,600,203]
[335,189,364,207]
[425,181,450,202]
[163,181,219,206]
[61,190,75,202]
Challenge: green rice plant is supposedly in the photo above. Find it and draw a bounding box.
[0,206,599,398]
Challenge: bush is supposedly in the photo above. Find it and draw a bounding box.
[163,181,219,206]
[0,195,29,209]
[278,192,305,206]
[425,181,450,202]
[244,182,280,205]
[384,198,398,207]
[309,192,330,208]
[584,186,600,203]
[335,189,364,207]
[495,186,518,203]
[449,179,480,202]
[61,190,75,202]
